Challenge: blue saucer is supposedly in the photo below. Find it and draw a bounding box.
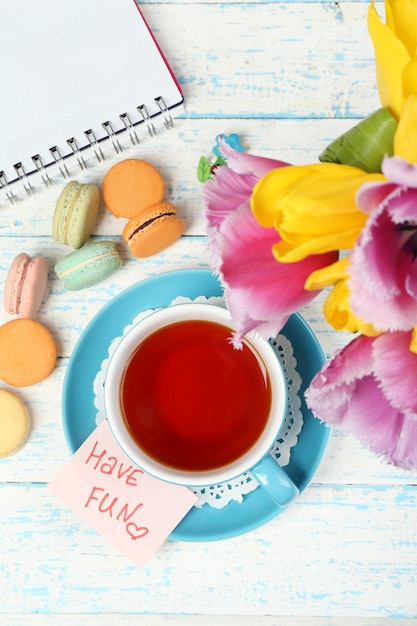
[62,269,330,542]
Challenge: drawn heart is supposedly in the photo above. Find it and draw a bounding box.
[126,522,149,540]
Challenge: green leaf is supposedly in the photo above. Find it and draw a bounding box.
[319,108,398,173]
[212,156,227,167]
[197,156,212,182]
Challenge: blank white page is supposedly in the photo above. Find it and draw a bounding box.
[0,0,183,182]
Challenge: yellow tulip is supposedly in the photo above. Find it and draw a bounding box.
[410,326,417,354]
[403,56,417,98]
[386,0,417,58]
[250,163,385,263]
[305,258,350,290]
[368,0,417,119]
[305,257,380,335]
[394,93,417,163]
[322,279,380,335]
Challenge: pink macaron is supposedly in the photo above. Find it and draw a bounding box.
[4,253,48,318]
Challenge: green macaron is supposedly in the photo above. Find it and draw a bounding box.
[54,241,122,290]
[53,181,100,249]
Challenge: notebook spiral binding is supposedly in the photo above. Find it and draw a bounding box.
[0,96,174,205]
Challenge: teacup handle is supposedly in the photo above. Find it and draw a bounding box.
[251,454,299,508]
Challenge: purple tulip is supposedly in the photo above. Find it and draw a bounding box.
[305,331,417,470]
[349,155,417,332]
[202,137,338,346]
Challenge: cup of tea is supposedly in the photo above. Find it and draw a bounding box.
[104,303,299,507]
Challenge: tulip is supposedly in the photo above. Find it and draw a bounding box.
[394,93,417,164]
[305,257,381,335]
[202,137,338,346]
[250,163,385,262]
[305,331,417,470]
[348,155,417,340]
[368,0,417,120]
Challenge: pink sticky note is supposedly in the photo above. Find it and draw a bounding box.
[49,420,199,566]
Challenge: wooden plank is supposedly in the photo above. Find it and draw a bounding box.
[3,615,416,626]
[0,483,415,617]
[1,0,414,620]
[0,117,374,231]
[143,2,381,117]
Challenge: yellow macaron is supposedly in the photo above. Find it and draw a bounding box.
[53,181,100,249]
[0,389,30,457]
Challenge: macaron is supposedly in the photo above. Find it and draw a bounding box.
[54,241,122,290]
[0,319,57,386]
[122,202,185,258]
[53,181,100,248]
[0,389,30,457]
[4,253,48,318]
[102,159,165,219]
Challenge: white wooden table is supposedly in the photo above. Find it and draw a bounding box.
[1,1,416,624]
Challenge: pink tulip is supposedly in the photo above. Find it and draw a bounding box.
[305,331,417,470]
[202,137,339,346]
[349,155,417,332]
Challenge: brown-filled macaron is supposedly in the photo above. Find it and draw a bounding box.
[122,202,185,258]
[102,159,165,219]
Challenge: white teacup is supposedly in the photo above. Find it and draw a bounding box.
[104,303,299,507]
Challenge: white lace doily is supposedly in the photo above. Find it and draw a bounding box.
[93,295,303,509]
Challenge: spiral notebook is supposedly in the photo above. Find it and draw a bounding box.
[0,0,184,203]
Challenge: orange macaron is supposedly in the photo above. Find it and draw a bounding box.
[102,159,165,219]
[0,319,57,386]
[122,202,185,258]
